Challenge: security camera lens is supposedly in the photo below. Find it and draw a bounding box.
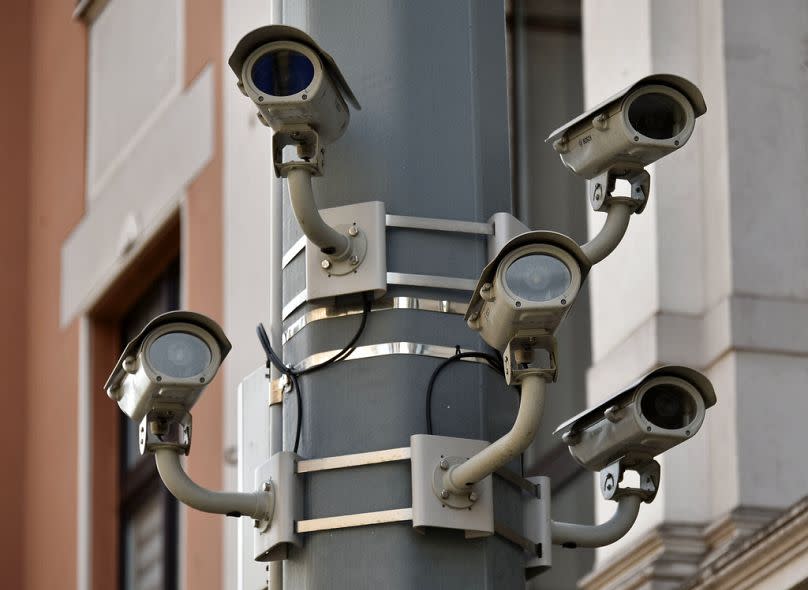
[149,332,212,379]
[505,254,571,302]
[641,384,697,430]
[627,92,687,140]
[251,49,315,96]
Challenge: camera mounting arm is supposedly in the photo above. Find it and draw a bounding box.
[442,373,547,495]
[286,166,352,260]
[155,449,275,521]
[549,457,659,548]
[143,410,274,522]
[580,201,633,265]
[550,494,642,548]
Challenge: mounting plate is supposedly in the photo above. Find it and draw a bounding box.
[254,452,302,562]
[410,434,494,538]
[524,476,552,579]
[305,201,387,300]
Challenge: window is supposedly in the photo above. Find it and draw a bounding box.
[117,258,180,590]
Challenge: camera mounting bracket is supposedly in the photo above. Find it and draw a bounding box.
[272,125,324,178]
[140,408,192,456]
[590,166,650,214]
[503,335,558,385]
[599,457,660,503]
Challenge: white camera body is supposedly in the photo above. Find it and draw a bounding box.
[547,74,706,212]
[554,366,716,471]
[228,25,360,145]
[466,231,591,351]
[547,74,706,178]
[104,311,231,423]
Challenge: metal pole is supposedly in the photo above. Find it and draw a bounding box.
[279,1,518,587]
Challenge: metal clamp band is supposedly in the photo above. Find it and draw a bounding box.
[282,296,469,344]
[297,447,411,474]
[385,214,493,236]
[297,508,413,533]
[386,272,477,292]
[282,236,307,269]
[282,213,491,270]
[290,342,491,374]
[282,290,308,321]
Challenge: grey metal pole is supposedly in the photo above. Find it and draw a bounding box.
[278,1,520,588]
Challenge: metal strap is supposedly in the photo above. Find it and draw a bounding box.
[282,214,490,271]
[290,342,491,373]
[282,290,308,320]
[282,296,468,344]
[297,447,411,474]
[282,236,307,269]
[385,214,493,235]
[386,272,477,292]
[297,508,413,533]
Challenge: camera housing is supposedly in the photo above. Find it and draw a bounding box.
[546,74,706,212]
[228,25,360,147]
[553,365,716,471]
[466,231,591,383]
[104,311,231,423]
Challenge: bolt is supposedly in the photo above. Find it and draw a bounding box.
[349,255,359,266]
[348,226,359,237]
[439,459,449,470]
[440,489,450,500]
[321,259,331,270]
[253,519,261,528]
[593,183,603,202]
[262,482,273,492]
[468,491,479,502]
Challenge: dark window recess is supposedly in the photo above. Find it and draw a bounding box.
[118,258,180,590]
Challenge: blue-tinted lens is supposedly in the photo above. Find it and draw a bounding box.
[251,49,315,96]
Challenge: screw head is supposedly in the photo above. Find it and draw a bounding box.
[321,259,331,270]
[593,183,603,203]
[349,255,359,266]
[468,491,479,502]
[440,489,450,499]
[253,519,261,528]
[348,226,359,237]
[439,459,449,470]
[603,473,615,492]
[262,482,272,492]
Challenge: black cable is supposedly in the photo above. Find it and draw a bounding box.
[256,292,373,453]
[425,351,506,435]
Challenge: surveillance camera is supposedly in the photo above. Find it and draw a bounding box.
[228,25,360,146]
[466,231,591,382]
[104,311,231,423]
[546,74,706,212]
[553,365,716,472]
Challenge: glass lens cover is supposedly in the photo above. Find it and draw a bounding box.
[505,254,571,302]
[640,384,697,430]
[251,49,315,96]
[149,332,211,379]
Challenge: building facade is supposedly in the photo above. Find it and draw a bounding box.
[1,1,806,589]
